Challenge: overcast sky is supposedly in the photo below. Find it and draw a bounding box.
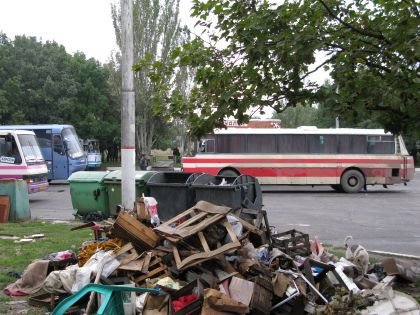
[0,0,194,64]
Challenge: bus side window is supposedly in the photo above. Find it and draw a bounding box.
[53,135,65,155]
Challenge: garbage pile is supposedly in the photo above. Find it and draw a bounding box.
[4,199,420,314]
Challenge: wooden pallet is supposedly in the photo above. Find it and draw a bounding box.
[172,218,241,270]
[154,201,231,243]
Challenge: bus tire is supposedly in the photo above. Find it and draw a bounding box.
[340,170,365,193]
[218,169,239,177]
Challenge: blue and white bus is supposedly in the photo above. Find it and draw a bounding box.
[0,125,87,180]
[80,139,102,169]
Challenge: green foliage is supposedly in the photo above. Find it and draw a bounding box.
[137,0,419,138]
[273,104,318,128]
[0,33,120,154]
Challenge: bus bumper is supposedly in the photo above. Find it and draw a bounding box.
[28,181,49,194]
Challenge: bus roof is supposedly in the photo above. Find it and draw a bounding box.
[0,129,36,136]
[213,127,392,135]
[0,124,75,131]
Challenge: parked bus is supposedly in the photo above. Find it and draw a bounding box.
[0,130,48,193]
[80,139,102,169]
[182,127,415,193]
[0,125,86,180]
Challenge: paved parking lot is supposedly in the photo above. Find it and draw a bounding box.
[29,170,420,256]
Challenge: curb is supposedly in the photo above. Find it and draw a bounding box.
[368,250,420,261]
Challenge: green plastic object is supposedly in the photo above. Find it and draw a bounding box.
[0,179,30,222]
[68,171,110,219]
[103,170,156,217]
[52,284,161,315]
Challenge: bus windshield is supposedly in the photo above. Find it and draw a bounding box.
[62,127,84,159]
[18,134,44,164]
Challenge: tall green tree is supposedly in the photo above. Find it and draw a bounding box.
[111,0,192,155]
[138,0,419,137]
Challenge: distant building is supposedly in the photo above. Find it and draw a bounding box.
[223,119,281,128]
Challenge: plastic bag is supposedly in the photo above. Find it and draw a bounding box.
[143,197,160,227]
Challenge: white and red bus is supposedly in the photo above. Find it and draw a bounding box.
[182,127,415,193]
[0,130,49,193]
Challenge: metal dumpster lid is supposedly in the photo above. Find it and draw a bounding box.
[68,171,110,183]
[103,170,157,182]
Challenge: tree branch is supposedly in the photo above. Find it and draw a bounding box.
[300,56,336,81]
[317,0,391,45]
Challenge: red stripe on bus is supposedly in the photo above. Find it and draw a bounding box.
[182,157,404,164]
[184,167,400,178]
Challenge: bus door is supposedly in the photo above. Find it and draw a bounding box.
[402,156,408,180]
[52,134,69,179]
[33,129,53,180]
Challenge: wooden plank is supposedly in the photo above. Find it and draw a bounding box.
[223,219,239,242]
[112,242,134,257]
[118,260,144,272]
[176,241,241,270]
[148,257,162,268]
[160,208,196,226]
[118,251,139,266]
[173,246,182,268]
[231,215,263,235]
[198,232,210,252]
[134,265,168,283]
[177,212,207,228]
[141,252,152,273]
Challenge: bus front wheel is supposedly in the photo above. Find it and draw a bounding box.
[340,170,365,193]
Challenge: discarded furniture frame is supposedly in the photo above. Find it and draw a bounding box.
[154,201,242,270]
[154,201,232,243]
[172,218,241,270]
[271,229,311,257]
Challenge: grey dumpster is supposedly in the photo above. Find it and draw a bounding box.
[146,172,202,221]
[192,174,262,210]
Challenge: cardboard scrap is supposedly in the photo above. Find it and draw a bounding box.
[202,288,249,315]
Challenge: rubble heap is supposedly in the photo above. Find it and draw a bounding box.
[6,199,420,314]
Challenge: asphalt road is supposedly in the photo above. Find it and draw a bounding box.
[29,171,420,256]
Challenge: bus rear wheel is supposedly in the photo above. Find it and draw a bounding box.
[218,169,239,177]
[340,170,365,193]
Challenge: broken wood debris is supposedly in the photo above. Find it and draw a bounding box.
[9,199,419,315]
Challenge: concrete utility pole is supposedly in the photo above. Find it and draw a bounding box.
[120,0,136,209]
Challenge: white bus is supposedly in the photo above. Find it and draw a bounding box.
[182,127,415,193]
[0,130,48,193]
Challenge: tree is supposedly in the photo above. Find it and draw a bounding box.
[111,0,192,155]
[273,104,317,128]
[138,0,419,137]
[0,33,120,157]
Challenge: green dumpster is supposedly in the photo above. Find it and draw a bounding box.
[0,179,30,222]
[103,170,156,217]
[68,171,110,219]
